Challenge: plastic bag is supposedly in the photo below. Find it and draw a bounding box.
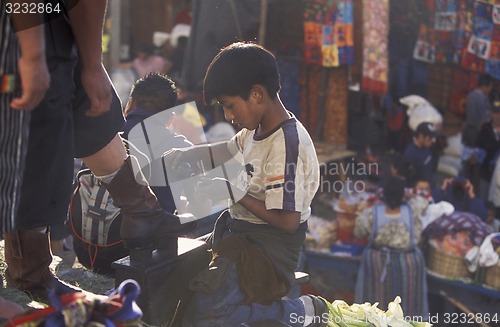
[400,95,442,131]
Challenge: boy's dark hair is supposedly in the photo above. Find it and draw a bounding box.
[411,174,429,188]
[450,177,468,202]
[203,42,281,104]
[478,73,493,87]
[130,73,177,112]
[383,177,405,209]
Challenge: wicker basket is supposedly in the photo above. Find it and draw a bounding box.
[479,263,500,290]
[426,243,473,279]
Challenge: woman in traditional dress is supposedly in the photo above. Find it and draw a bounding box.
[354,177,428,318]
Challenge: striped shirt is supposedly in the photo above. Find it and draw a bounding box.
[227,114,320,225]
[0,4,30,234]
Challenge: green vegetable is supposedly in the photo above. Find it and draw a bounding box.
[320,296,432,327]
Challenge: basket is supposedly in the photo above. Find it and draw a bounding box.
[478,263,500,290]
[426,243,473,279]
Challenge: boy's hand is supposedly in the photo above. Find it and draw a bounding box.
[441,178,454,191]
[162,148,200,182]
[464,180,475,198]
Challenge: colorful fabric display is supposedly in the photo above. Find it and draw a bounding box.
[5,279,143,327]
[414,23,437,63]
[414,0,500,79]
[303,0,354,67]
[361,0,389,95]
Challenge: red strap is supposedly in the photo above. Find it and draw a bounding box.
[5,293,86,326]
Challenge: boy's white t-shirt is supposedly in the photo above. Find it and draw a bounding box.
[226,115,320,225]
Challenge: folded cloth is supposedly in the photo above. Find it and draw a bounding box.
[423,211,493,246]
[215,234,289,305]
[5,279,142,327]
[421,201,455,229]
[466,233,500,272]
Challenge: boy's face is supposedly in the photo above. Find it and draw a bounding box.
[218,95,261,130]
[416,134,435,148]
[415,181,430,195]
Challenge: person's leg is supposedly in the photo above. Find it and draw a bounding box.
[81,134,126,176]
[0,94,30,235]
[73,64,193,251]
[4,59,78,298]
[3,228,80,300]
[183,262,327,327]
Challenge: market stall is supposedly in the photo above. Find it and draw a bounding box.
[304,193,500,323]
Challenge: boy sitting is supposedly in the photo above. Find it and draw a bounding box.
[165,42,327,326]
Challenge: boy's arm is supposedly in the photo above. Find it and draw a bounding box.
[67,0,112,117]
[238,195,301,233]
[166,141,234,176]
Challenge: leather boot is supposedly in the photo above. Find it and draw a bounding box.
[101,156,193,250]
[3,229,80,300]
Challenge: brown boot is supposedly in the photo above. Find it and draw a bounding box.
[101,156,193,250]
[3,230,80,300]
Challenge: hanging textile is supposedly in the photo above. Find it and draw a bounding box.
[415,0,500,80]
[414,23,437,63]
[413,0,459,64]
[361,0,389,95]
[434,0,458,63]
[303,0,354,67]
[485,0,500,77]
[461,0,492,73]
[452,0,474,65]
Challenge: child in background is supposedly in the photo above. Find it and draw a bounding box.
[403,122,438,187]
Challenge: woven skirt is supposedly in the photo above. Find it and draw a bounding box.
[355,246,429,318]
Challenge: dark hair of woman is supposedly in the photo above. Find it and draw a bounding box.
[383,177,405,209]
